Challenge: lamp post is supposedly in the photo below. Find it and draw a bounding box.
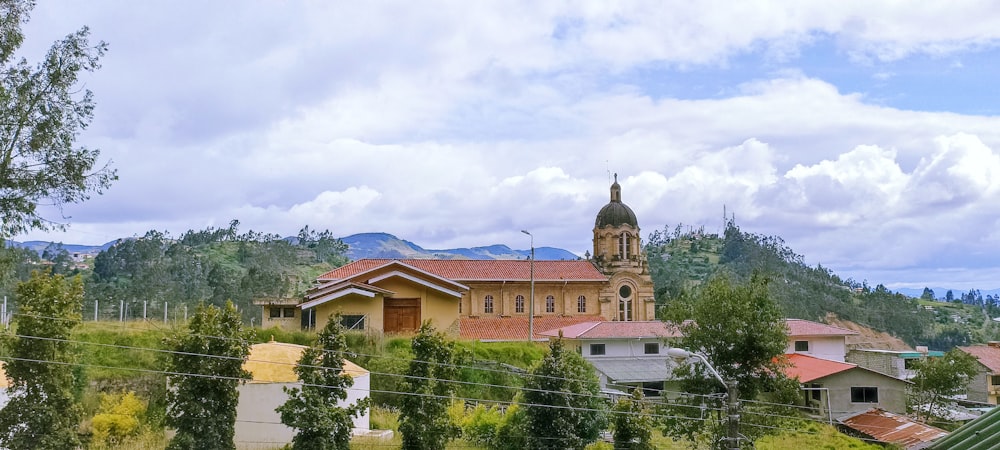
[667,348,741,450]
[521,230,534,341]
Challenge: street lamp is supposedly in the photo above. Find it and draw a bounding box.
[667,348,741,450]
[521,230,534,341]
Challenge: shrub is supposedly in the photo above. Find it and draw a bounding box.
[91,391,147,447]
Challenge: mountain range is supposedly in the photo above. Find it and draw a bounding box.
[7,232,579,261]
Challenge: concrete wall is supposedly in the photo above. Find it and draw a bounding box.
[786,336,847,362]
[814,369,909,416]
[846,350,906,379]
[966,370,994,404]
[235,378,370,448]
[574,338,667,358]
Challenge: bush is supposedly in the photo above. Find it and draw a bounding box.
[90,391,147,447]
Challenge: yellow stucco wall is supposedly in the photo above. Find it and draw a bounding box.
[376,277,459,329]
[312,293,386,331]
[463,281,606,318]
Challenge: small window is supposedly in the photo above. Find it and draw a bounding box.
[590,344,606,356]
[577,295,586,313]
[484,295,494,314]
[282,307,296,318]
[992,375,1000,386]
[545,295,555,313]
[794,340,809,352]
[644,342,659,354]
[269,307,281,318]
[340,315,365,330]
[515,295,524,313]
[851,387,878,403]
[458,299,462,314]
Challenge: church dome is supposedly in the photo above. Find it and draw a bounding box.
[595,174,638,228]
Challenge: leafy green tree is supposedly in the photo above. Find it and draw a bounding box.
[278,315,367,450]
[164,301,251,450]
[398,322,460,450]
[521,336,606,450]
[921,287,936,301]
[0,0,115,240]
[612,388,654,450]
[0,270,84,450]
[910,349,981,423]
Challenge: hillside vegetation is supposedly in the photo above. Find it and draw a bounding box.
[646,221,1000,349]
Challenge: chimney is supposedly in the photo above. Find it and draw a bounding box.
[916,346,929,354]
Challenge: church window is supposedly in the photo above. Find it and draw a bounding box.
[515,295,524,313]
[577,295,586,313]
[618,284,633,321]
[484,295,494,314]
[619,232,631,259]
[545,295,555,313]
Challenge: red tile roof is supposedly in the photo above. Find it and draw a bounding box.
[319,259,607,282]
[459,316,601,341]
[782,353,856,382]
[786,319,859,337]
[840,409,947,449]
[958,345,1000,373]
[538,321,682,339]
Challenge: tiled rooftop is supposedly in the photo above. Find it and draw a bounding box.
[840,408,947,449]
[459,316,601,341]
[538,321,682,339]
[318,259,607,282]
[786,319,859,337]
[782,353,856,382]
[958,344,1000,372]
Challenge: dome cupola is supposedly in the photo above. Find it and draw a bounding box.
[595,173,638,228]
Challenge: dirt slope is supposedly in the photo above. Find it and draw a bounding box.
[825,314,913,351]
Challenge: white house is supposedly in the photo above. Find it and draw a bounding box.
[234,341,370,449]
[785,319,858,362]
[539,321,682,396]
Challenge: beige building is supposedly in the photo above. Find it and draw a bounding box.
[258,176,656,335]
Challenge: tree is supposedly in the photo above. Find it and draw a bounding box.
[398,322,460,450]
[0,270,84,450]
[662,272,791,446]
[0,0,115,239]
[909,349,981,423]
[164,301,251,450]
[611,388,655,450]
[921,287,936,301]
[278,315,367,450]
[521,336,606,450]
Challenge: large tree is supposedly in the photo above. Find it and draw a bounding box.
[164,301,251,450]
[910,349,981,423]
[521,336,606,450]
[612,388,655,450]
[278,315,367,450]
[0,0,115,239]
[0,270,84,450]
[398,322,460,450]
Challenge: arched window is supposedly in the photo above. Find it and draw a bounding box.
[619,232,631,259]
[515,295,525,313]
[577,295,586,313]
[545,295,555,313]
[618,284,633,321]
[484,295,494,314]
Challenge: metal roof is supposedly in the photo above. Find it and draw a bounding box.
[926,405,1000,450]
[839,408,947,449]
[589,357,679,383]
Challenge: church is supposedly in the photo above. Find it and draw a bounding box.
[258,176,656,339]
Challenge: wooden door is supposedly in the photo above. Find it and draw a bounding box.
[384,298,420,333]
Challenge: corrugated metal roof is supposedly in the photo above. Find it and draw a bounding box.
[318,259,607,282]
[840,408,947,449]
[786,319,859,337]
[958,344,1000,373]
[243,342,367,383]
[539,321,682,339]
[927,405,1000,450]
[589,357,678,383]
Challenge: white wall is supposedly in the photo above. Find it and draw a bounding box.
[235,380,370,448]
[578,338,665,358]
[786,336,847,362]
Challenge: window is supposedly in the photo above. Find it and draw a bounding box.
[282,307,296,318]
[515,295,524,313]
[340,314,366,330]
[269,307,281,318]
[458,299,462,314]
[644,342,660,354]
[577,295,586,313]
[590,344,606,356]
[618,285,633,321]
[641,381,663,397]
[545,295,555,313]
[484,295,494,314]
[618,232,631,259]
[794,340,809,352]
[992,375,1000,386]
[851,387,878,403]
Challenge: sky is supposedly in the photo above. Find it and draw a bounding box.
[15,1,1000,290]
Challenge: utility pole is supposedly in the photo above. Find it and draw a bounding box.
[521,230,534,341]
[725,381,740,450]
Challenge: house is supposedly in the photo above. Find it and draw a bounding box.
[846,347,944,380]
[926,403,1000,449]
[839,408,947,449]
[784,353,911,417]
[785,319,858,362]
[956,342,1000,405]
[262,176,657,335]
[234,341,370,448]
[538,321,682,396]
